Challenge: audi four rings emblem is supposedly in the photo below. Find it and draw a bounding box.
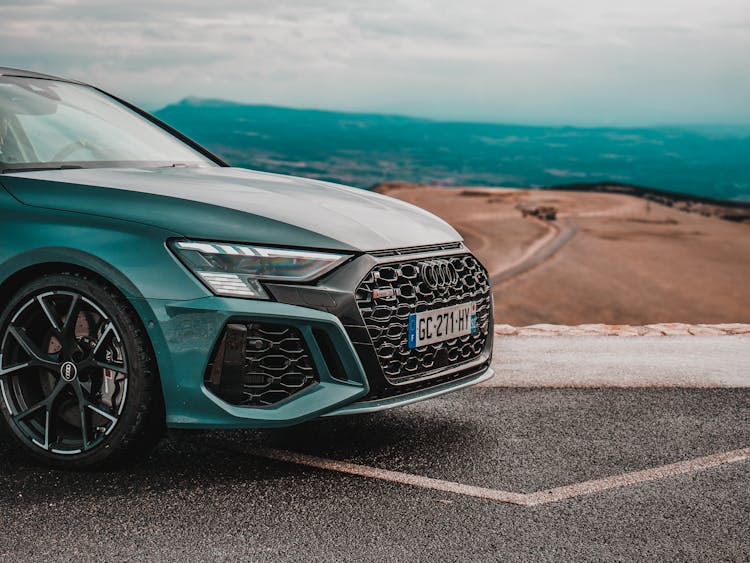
[60,361,78,382]
[421,260,459,289]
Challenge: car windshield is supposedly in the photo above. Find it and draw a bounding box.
[0,75,216,172]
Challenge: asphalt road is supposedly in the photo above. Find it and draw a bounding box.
[1,386,748,561]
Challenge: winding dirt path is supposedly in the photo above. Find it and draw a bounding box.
[386,184,580,286]
[378,184,750,325]
[488,218,579,284]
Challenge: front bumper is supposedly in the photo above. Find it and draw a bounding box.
[324,363,494,416]
[132,247,493,429]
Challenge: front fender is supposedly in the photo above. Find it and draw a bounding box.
[0,197,208,302]
[0,191,216,408]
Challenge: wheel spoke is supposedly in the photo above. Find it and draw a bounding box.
[79,378,93,394]
[47,378,68,404]
[86,403,118,424]
[8,326,44,360]
[42,409,51,449]
[14,378,67,420]
[36,295,62,334]
[79,405,90,449]
[61,294,82,339]
[14,382,66,451]
[80,357,127,375]
[6,326,59,371]
[0,361,31,376]
[13,398,47,421]
[91,322,115,356]
[71,381,91,449]
[95,360,127,374]
[38,379,68,450]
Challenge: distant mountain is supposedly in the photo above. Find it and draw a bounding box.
[154,98,750,201]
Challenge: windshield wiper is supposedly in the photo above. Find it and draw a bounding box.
[0,164,84,174]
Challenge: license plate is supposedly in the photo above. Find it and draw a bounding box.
[408,302,477,349]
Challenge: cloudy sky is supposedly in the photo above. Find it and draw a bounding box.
[1,0,749,125]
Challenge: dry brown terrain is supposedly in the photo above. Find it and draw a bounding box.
[376,182,750,325]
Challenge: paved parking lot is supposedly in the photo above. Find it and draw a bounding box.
[1,383,748,561]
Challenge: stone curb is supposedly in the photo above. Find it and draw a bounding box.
[494,323,750,337]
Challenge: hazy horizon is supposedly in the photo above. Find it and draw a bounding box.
[2,0,749,127]
[151,96,750,130]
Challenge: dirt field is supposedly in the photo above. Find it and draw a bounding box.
[375,183,750,325]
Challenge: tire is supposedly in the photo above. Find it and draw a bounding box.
[0,272,165,469]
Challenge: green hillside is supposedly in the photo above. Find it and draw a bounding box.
[155,98,750,201]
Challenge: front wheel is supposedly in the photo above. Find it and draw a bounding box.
[0,273,164,468]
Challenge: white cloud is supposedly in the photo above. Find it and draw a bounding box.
[1,0,748,124]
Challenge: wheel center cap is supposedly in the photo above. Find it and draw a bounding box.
[60,361,78,382]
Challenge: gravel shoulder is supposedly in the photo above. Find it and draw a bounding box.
[487,333,750,388]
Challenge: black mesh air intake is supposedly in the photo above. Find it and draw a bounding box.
[205,322,318,406]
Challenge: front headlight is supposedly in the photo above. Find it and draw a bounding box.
[169,240,350,299]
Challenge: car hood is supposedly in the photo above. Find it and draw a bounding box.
[0,166,461,252]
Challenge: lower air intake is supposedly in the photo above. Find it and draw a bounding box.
[205,322,318,406]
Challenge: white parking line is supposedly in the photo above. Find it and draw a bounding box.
[210,441,750,507]
[252,446,528,504]
[524,447,750,506]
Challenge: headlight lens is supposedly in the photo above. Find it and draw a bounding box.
[170,240,350,299]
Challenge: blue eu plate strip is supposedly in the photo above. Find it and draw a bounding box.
[408,313,417,349]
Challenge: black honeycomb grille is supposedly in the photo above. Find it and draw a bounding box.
[356,254,492,384]
[206,323,318,407]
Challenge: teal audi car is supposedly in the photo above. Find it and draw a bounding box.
[0,67,493,468]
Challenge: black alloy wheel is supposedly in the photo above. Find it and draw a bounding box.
[0,273,164,468]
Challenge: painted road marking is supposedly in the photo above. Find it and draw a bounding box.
[250,445,528,504]
[210,441,750,507]
[523,447,750,506]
